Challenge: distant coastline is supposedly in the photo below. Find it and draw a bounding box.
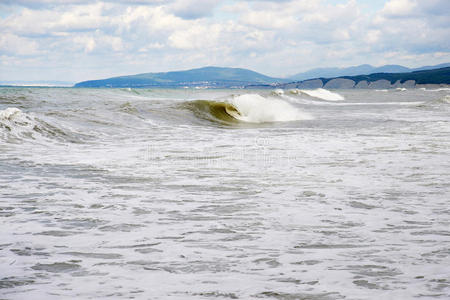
[72,65,450,90]
[256,67,450,90]
[3,65,448,90]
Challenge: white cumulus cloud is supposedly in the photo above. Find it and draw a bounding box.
[0,0,449,81]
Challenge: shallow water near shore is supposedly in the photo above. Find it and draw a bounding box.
[0,87,449,299]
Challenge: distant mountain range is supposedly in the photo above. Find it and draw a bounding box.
[73,63,450,89]
[74,66,289,88]
[288,63,450,81]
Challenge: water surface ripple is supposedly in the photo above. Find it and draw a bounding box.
[0,88,449,299]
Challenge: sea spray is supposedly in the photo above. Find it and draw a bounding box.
[228,94,312,123]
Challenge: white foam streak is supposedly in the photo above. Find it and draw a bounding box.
[297,88,345,101]
[228,94,312,123]
[331,101,424,106]
[421,87,450,92]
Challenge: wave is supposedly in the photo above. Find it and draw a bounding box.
[182,94,312,124]
[420,87,450,92]
[118,102,139,115]
[0,107,82,143]
[290,88,345,101]
[329,101,424,106]
[182,100,241,124]
[438,95,450,104]
[414,94,450,109]
[271,89,285,97]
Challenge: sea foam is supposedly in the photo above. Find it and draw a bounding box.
[228,94,312,123]
[0,107,76,142]
[296,88,345,101]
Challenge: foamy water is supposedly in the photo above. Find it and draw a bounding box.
[228,94,312,123]
[1,87,449,299]
[295,88,345,101]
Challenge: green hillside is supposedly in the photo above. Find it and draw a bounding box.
[74,66,287,88]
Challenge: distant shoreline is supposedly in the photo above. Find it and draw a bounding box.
[73,66,450,89]
[2,67,450,90]
[1,84,449,90]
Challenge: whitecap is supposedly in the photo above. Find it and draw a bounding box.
[423,87,450,92]
[228,94,313,123]
[0,107,78,142]
[438,95,450,104]
[297,88,345,101]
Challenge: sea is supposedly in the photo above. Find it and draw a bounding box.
[0,87,449,299]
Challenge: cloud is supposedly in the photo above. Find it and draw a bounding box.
[71,33,123,53]
[168,24,218,49]
[371,0,450,53]
[0,0,449,81]
[0,33,39,55]
[0,0,165,8]
[380,0,450,18]
[0,3,110,36]
[169,0,220,19]
[381,0,417,17]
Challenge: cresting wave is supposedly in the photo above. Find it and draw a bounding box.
[291,88,345,101]
[0,107,79,143]
[439,95,450,104]
[183,94,312,124]
[420,87,450,92]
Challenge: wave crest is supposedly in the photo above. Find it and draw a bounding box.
[291,88,345,101]
[0,107,80,143]
[438,95,450,104]
[183,94,312,124]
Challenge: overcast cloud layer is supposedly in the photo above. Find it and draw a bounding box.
[0,0,449,82]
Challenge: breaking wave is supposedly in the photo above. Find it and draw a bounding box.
[420,87,450,92]
[182,94,312,124]
[0,107,81,143]
[438,95,450,104]
[291,88,345,101]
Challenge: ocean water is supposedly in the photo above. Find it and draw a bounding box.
[0,87,449,299]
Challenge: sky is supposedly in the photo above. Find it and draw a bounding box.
[0,0,449,83]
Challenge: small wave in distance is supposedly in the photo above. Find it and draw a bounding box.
[292,88,345,101]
